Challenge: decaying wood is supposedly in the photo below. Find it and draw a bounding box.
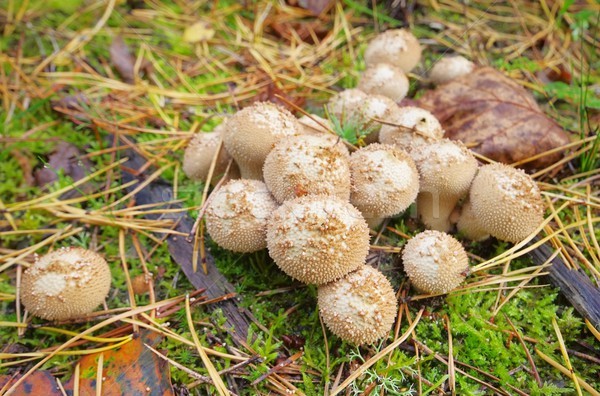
[121,152,254,346]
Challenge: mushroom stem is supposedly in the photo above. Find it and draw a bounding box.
[416,191,457,232]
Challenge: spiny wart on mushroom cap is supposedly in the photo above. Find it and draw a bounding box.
[402,230,469,294]
[20,247,111,321]
[222,101,303,180]
[457,163,544,243]
[263,134,351,204]
[267,195,370,285]
[364,29,422,73]
[318,266,397,345]
[205,179,278,253]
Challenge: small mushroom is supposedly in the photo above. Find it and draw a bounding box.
[263,134,351,204]
[363,29,422,73]
[267,195,370,285]
[318,266,397,345]
[349,144,419,228]
[357,62,410,102]
[222,102,303,180]
[298,114,332,136]
[429,55,475,85]
[20,247,111,321]
[182,122,240,184]
[205,179,279,253]
[410,139,478,232]
[379,106,444,150]
[402,230,469,294]
[457,163,544,243]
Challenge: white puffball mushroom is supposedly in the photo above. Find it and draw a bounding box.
[318,266,397,345]
[267,195,370,285]
[205,179,278,253]
[20,247,111,321]
[410,139,478,232]
[222,102,303,180]
[402,230,469,294]
[457,163,544,243]
[379,106,444,150]
[429,55,475,85]
[263,134,351,203]
[364,29,422,73]
[349,144,419,228]
[357,62,410,102]
[298,114,332,136]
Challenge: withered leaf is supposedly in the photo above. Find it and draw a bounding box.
[416,67,570,171]
[0,370,63,395]
[110,36,136,83]
[34,142,93,188]
[294,0,334,15]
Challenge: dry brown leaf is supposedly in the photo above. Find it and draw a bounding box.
[34,142,93,188]
[416,67,571,171]
[110,36,136,84]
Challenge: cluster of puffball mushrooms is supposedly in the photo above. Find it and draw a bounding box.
[19,30,544,346]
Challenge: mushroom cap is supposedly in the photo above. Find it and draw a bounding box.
[429,55,475,85]
[349,144,419,219]
[318,266,397,345]
[298,114,332,136]
[20,247,111,320]
[222,102,303,179]
[327,88,369,123]
[357,62,410,102]
[205,179,279,252]
[267,195,370,285]
[467,163,544,242]
[364,29,422,73]
[379,106,444,149]
[402,230,469,294]
[182,123,240,183]
[263,134,351,203]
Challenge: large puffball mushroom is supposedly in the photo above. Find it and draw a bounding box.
[357,62,410,102]
[379,106,444,150]
[182,123,240,184]
[20,247,111,321]
[318,266,397,345]
[349,144,419,228]
[205,179,278,253]
[364,29,422,73]
[402,230,469,294]
[410,139,478,232]
[222,102,303,180]
[457,163,544,243]
[429,55,475,85]
[267,195,370,285]
[263,134,351,204]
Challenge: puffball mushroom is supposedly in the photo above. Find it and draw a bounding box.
[267,195,370,285]
[379,106,444,150]
[263,134,351,203]
[222,101,303,180]
[364,29,422,73]
[20,247,111,321]
[205,179,278,253]
[298,114,332,136]
[457,163,544,243]
[357,62,410,102]
[182,123,240,184]
[410,139,478,232]
[429,55,475,85]
[349,144,419,228]
[402,230,469,294]
[318,265,397,345]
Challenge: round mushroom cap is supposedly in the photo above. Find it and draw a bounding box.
[467,163,544,243]
[267,195,370,285]
[327,88,369,123]
[20,247,111,320]
[263,134,351,203]
[182,123,240,183]
[364,29,422,73]
[318,266,397,345]
[350,144,419,219]
[222,102,303,180]
[379,106,443,149]
[298,114,332,136]
[205,179,278,253]
[402,230,469,294]
[357,62,410,102]
[429,55,475,85]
